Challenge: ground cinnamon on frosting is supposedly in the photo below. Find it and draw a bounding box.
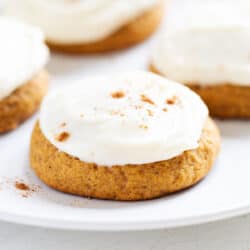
[111,91,125,99]
[141,94,154,105]
[166,96,178,105]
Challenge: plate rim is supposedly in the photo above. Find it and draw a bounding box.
[0,203,250,231]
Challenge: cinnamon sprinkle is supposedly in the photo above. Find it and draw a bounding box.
[111,91,125,99]
[15,182,30,191]
[166,96,178,105]
[141,94,154,105]
[14,180,41,198]
[162,108,168,112]
[55,131,70,142]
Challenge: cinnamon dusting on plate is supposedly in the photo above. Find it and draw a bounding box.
[14,180,41,198]
[55,131,70,142]
[15,182,30,191]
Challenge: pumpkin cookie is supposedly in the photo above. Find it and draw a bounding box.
[151,1,250,118]
[0,70,49,133]
[0,17,49,133]
[6,0,164,53]
[30,72,220,201]
[150,66,250,119]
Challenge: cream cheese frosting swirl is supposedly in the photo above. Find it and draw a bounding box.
[40,72,208,166]
[0,17,49,100]
[5,0,160,44]
[152,0,250,86]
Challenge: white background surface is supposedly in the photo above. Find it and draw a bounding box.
[1,215,250,250]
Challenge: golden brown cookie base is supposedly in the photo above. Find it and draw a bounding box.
[30,119,220,201]
[150,65,250,119]
[48,2,164,54]
[0,70,49,133]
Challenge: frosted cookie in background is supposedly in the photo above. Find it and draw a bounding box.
[151,0,250,118]
[30,72,220,201]
[0,17,49,133]
[6,0,164,54]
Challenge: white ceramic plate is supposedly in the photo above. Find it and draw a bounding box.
[1,42,250,231]
[1,0,250,231]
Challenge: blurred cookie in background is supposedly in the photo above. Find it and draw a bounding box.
[151,0,250,118]
[6,0,164,53]
[0,17,49,133]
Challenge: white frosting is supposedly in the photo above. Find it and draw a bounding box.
[5,0,159,44]
[152,0,250,86]
[0,17,49,100]
[40,72,208,166]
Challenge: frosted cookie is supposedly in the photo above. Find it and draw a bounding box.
[6,0,164,53]
[30,72,220,201]
[0,18,49,133]
[151,1,250,118]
